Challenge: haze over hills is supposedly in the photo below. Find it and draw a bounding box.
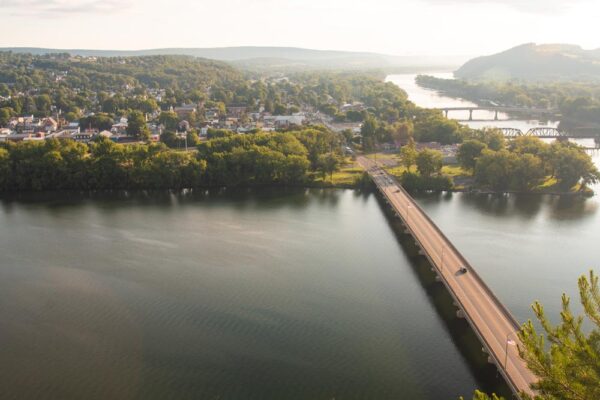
[0,46,468,71]
[455,43,600,81]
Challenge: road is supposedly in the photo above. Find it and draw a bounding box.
[357,156,537,398]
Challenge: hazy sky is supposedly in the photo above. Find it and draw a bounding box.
[1,0,598,56]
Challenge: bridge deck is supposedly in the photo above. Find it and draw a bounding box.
[357,156,536,398]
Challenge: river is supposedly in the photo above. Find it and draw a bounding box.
[1,76,599,400]
[386,72,600,322]
[0,189,509,399]
[386,72,560,132]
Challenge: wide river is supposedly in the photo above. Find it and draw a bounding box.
[386,73,600,323]
[1,75,599,400]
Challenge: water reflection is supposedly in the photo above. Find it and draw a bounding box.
[1,188,520,399]
[414,191,598,222]
[374,194,512,398]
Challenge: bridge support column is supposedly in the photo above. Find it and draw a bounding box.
[469,109,473,121]
[444,110,448,118]
[494,110,498,121]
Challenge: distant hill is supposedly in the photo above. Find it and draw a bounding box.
[0,46,466,71]
[455,43,600,81]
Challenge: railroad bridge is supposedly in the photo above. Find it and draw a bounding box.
[501,127,569,138]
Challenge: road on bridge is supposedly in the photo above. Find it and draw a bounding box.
[357,156,537,398]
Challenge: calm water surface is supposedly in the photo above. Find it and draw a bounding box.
[388,70,600,319]
[0,189,508,400]
[386,73,560,131]
[2,75,598,400]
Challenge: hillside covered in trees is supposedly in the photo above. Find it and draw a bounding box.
[455,43,600,82]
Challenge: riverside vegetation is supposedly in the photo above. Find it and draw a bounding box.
[465,270,600,400]
[415,75,600,131]
[0,128,345,191]
[0,52,598,194]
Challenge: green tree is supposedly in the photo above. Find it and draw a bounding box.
[317,153,340,181]
[361,116,379,151]
[127,111,150,141]
[400,142,417,171]
[416,148,443,177]
[158,111,179,131]
[518,270,600,400]
[474,149,517,191]
[79,113,113,131]
[458,139,487,171]
[512,153,545,191]
[0,107,12,127]
[549,144,600,190]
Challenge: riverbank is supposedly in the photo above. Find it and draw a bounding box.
[355,153,596,197]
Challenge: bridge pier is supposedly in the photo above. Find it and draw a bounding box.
[494,110,498,121]
[469,109,473,121]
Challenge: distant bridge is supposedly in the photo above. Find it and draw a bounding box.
[435,106,560,121]
[501,127,570,138]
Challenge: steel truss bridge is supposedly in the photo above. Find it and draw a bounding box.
[500,127,571,139]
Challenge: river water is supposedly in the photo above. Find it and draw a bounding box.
[0,189,510,399]
[386,72,560,132]
[386,72,600,322]
[1,75,598,400]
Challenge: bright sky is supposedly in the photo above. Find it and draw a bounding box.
[1,0,599,56]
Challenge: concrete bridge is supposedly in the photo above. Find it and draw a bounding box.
[435,106,559,121]
[357,155,537,398]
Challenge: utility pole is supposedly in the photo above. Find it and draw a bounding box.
[504,332,516,370]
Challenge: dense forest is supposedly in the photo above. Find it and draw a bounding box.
[0,128,342,192]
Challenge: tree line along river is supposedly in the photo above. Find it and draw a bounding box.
[0,73,598,400]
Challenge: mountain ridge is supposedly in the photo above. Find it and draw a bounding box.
[455,43,600,81]
[0,46,467,70]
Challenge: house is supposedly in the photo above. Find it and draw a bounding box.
[227,105,247,118]
[263,115,305,129]
[173,104,197,119]
[6,132,45,142]
[41,117,58,132]
[341,102,366,112]
[204,108,220,120]
[98,130,113,139]
[67,121,80,130]
[147,123,163,136]
[72,130,96,143]
[111,121,128,134]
